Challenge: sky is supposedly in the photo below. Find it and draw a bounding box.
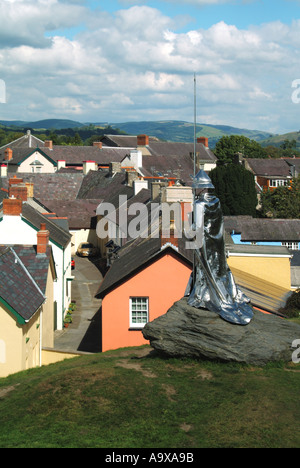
[0,0,300,134]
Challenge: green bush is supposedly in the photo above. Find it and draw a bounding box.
[279,289,300,318]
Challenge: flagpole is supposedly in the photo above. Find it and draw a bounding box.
[193,73,197,287]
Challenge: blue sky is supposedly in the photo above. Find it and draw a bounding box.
[1,0,300,134]
[58,1,300,37]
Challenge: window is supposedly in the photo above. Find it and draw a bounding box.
[269,179,289,187]
[282,242,299,250]
[130,297,149,328]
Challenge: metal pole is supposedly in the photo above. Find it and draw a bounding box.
[193,73,197,287]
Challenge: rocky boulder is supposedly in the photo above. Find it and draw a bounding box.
[142,298,300,366]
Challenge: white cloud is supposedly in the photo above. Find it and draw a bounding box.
[0,1,299,132]
[0,0,87,47]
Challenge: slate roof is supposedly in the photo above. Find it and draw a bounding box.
[148,140,216,162]
[283,158,300,178]
[141,154,195,185]
[0,131,45,156]
[38,199,100,229]
[100,135,217,185]
[96,235,193,299]
[0,199,71,247]
[104,188,152,238]
[77,171,134,201]
[0,246,45,323]
[0,173,85,201]
[12,245,55,294]
[41,146,131,166]
[245,158,292,177]
[0,148,56,168]
[142,143,216,185]
[100,135,158,147]
[224,216,300,242]
[20,203,71,247]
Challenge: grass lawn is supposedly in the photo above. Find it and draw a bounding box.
[0,346,300,448]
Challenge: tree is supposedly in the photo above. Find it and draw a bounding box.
[210,164,258,216]
[214,135,267,165]
[260,177,300,219]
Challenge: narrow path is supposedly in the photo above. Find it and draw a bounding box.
[54,256,103,353]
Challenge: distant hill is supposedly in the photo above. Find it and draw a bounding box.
[108,120,273,147]
[260,131,300,148]
[0,119,85,130]
[0,118,275,147]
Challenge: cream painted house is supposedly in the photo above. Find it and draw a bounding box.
[1,147,57,174]
[0,241,56,378]
[0,194,72,331]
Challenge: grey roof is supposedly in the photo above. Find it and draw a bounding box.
[284,158,300,178]
[100,135,217,185]
[100,135,159,147]
[148,140,216,162]
[245,158,292,177]
[96,235,192,299]
[38,199,100,229]
[0,198,71,247]
[140,153,195,185]
[12,245,55,293]
[0,147,56,168]
[77,171,134,201]
[0,173,85,200]
[41,145,131,166]
[13,202,71,248]
[0,246,46,323]
[224,216,300,242]
[226,243,292,256]
[0,131,45,155]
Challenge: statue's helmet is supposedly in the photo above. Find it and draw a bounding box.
[192,169,215,189]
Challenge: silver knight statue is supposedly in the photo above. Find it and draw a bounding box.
[185,169,253,325]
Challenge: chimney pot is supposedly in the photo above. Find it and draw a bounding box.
[4,148,13,161]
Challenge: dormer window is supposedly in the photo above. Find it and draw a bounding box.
[30,159,44,173]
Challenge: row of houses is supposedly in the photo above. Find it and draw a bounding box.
[0,130,299,376]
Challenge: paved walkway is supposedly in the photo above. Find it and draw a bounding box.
[54,256,103,353]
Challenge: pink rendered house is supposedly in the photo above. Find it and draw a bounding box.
[96,236,192,352]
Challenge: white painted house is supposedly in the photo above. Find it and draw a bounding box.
[0,196,72,330]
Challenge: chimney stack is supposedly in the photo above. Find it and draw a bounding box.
[44,140,53,150]
[4,148,13,161]
[25,183,34,199]
[8,177,28,201]
[57,160,66,171]
[37,223,50,255]
[137,134,149,146]
[83,161,97,175]
[3,197,22,216]
[8,184,28,202]
[197,137,209,148]
[161,220,179,249]
[1,164,7,177]
[93,141,102,149]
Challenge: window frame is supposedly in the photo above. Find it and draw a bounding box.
[282,242,299,250]
[129,297,149,329]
